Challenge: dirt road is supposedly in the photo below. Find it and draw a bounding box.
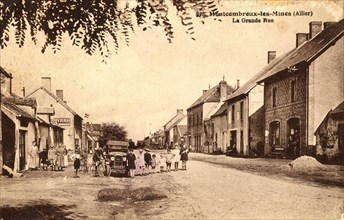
[1,158,343,219]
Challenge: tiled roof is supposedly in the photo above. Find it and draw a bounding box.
[164,114,186,132]
[211,102,228,118]
[204,101,224,120]
[258,19,344,83]
[3,96,37,107]
[188,82,235,110]
[226,50,291,102]
[27,86,82,119]
[37,115,51,126]
[1,99,36,120]
[331,101,344,115]
[0,66,12,78]
[177,125,187,136]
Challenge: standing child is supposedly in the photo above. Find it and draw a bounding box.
[151,154,157,173]
[126,149,136,178]
[144,149,152,175]
[71,150,81,178]
[158,154,166,173]
[165,150,173,172]
[172,144,180,171]
[180,145,189,170]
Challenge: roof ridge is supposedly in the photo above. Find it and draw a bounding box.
[27,86,81,118]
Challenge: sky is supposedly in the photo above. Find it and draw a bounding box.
[1,0,343,141]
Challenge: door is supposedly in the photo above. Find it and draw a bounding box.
[287,118,300,157]
[240,130,244,154]
[19,130,26,171]
[2,112,15,173]
[230,130,237,150]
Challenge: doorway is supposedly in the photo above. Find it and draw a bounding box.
[230,130,237,150]
[19,130,26,171]
[2,112,16,174]
[287,118,300,157]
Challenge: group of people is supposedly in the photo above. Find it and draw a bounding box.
[28,141,69,171]
[126,144,190,178]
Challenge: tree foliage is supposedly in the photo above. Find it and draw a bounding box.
[99,122,127,147]
[0,0,218,61]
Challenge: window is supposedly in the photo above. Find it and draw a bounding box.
[231,105,235,122]
[272,87,277,107]
[291,80,296,102]
[270,121,280,146]
[240,101,244,120]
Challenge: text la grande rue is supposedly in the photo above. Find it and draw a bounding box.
[233,17,274,23]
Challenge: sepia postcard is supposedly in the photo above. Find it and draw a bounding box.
[0,0,343,219]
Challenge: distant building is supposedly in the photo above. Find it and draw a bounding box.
[172,116,187,147]
[207,102,228,154]
[27,77,83,152]
[162,109,186,148]
[83,123,101,153]
[187,79,235,152]
[257,20,344,158]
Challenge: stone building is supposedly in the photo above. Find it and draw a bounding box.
[187,79,235,152]
[27,77,83,152]
[315,101,344,164]
[1,67,37,173]
[257,20,344,157]
[224,51,284,157]
[209,102,228,154]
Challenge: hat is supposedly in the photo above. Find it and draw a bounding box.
[139,149,143,153]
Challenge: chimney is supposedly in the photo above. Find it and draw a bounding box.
[236,79,240,89]
[219,80,227,100]
[296,33,308,47]
[56,89,63,100]
[41,77,51,91]
[309,21,322,39]
[177,109,183,114]
[203,90,208,94]
[324,21,336,29]
[268,51,276,64]
[22,87,25,97]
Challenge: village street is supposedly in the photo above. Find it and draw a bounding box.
[1,153,343,220]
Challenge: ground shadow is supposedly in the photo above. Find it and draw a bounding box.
[0,200,85,220]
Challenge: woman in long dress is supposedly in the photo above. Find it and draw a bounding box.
[56,145,65,171]
[28,141,39,170]
[63,145,68,168]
